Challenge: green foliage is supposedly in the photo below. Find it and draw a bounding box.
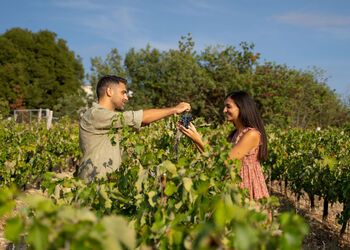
[251,64,348,127]
[53,93,87,118]
[87,48,126,100]
[0,118,80,188]
[0,187,135,250]
[0,28,85,117]
[124,37,257,121]
[0,97,10,116]
[2,115,350,247]
[1,29,348,125]
[0,186,16,217]
[39,118,309,249]
[89,34,349,127]
[265,126,350,233]
[0,117,311,249]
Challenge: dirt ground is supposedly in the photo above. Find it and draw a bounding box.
[270,182,350,250]
[0,189,43,250]
[0,217,9,249]
[1,182,350,249]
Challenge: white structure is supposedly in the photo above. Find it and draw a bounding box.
[14,109,53,129]
[82,85,93,97]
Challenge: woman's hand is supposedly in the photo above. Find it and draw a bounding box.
[178,122,199,141]
[178,122,205,152]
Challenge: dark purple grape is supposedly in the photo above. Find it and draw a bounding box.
[179,113,192,128]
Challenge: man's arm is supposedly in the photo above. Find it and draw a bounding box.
[142,102,190,125]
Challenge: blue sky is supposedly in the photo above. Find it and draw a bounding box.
[1,0,349,97]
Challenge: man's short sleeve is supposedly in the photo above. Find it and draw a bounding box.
[121,110,143,130]
[89,107,143,130]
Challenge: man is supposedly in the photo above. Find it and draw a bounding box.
[78,75,191,182]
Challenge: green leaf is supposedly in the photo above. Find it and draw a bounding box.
[321,156,336,170]
[25,195,55,213]
[57,206,75,221]
[148,191,157,207]
[231,204,248,222]
[177,157,188,167]
[135,166,147,193]
[164,182,177,196]
[5,216,24,241]
[28,223,49,250]
[175,201,183,210]
[99,185,112,209]
[0,187,16,216]
[0,200,15,217]
[163,160,177,176]
[215,201,226,229]
[183,177,193,192]
[135,145,143,155]
[234,224,258,250]
[101,215,136,250]
[278,213,309,249]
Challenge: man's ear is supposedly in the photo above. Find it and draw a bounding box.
[106,86,113,97]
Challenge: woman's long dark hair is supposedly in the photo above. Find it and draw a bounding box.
[226,91,268,161]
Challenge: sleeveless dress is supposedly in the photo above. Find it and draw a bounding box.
[233,127,269,200]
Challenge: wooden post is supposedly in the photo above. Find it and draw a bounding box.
[47,110,53,129]
[38,108,42,122]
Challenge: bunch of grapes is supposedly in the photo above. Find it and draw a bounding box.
[179,113,192,129]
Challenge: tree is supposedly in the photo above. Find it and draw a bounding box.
[0,98,10,116]
[124,45,165,109]
[251,63,349,127]
[87,48,125,101]
[88,34,349,127]
[0,28,85,118]
[198,42,260,121]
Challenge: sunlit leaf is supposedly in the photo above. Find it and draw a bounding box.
[164,182,177,196]
[5,216,24,241]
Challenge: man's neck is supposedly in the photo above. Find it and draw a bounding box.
[98,99,114,111]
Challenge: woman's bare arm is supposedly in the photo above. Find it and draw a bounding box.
[229,130,260,160]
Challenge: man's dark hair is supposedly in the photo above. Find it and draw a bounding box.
[226,91,268,161]
[96,75,127,100]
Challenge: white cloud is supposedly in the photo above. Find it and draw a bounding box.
[186,0,214,10]
[167,0,229,16]
[52,0,141,31]
[52,0,104,10]
[52,1,143,43]
[275,12,350,30]
[78,7,138,40]
[131,38,178,51]
[110,6,139,32]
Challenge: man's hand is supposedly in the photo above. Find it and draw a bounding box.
[142,102,191,125]
[174,102,191,114]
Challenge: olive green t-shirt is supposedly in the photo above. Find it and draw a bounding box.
[78,102,143,182]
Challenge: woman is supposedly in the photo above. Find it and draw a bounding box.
[179,91,269,200]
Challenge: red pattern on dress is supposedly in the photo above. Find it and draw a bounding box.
[234,127,269,200]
